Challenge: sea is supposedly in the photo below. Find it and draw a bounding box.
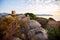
[37,16,60,21]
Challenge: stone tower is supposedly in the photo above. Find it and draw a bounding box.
[12,10,16,15]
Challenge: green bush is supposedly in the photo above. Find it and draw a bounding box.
[24,13,37,20]
[46,26,60,40]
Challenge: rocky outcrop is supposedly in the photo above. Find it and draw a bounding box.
[0,14,48,40]
[19,15,48,40]
[46,20,60,28]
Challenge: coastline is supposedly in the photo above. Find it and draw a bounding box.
[36,16,60,21]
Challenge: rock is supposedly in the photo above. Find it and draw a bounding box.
[12,37,22,40]
[36,18,48,28]
[46,20,60,28]
[28,28,48,40]
[28,20,41,30]
[20,33,26,40]
[19,18,48,40]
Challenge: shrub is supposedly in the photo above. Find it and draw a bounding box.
[24,13,37,20]
[46,26,60,40]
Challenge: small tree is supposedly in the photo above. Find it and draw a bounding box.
[25,13,37,20]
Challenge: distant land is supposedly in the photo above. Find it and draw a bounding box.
[35,14,53,16]
[0,13,8,16]
[0,13,53,16]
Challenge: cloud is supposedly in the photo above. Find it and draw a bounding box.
[23,2,59,14]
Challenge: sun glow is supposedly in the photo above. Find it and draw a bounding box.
[24,0,59,14]
[25,4,59,14]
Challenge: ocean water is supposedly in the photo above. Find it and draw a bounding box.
[37,16,60,21]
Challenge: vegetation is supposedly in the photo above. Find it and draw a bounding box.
[0,15,21,40]
[25,13,38,20]
[46,26,60,40]
[0,15,31,40]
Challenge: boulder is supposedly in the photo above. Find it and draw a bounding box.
[46,20,60,28]
[27,20,48,40]
[28,28,48,40]
[28,20,41,30]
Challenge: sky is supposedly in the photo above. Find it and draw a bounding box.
[0,0,60,15]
